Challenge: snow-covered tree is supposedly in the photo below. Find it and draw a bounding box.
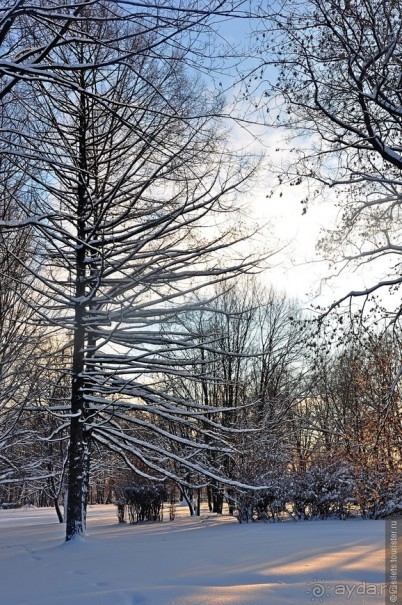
[257,0,402,305]
[0,152,52,490]
[0,1,266,540]
[163,280,309,514]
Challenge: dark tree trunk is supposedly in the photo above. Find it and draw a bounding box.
[207,484,213,512]
[182,488,195,516]
[54,498,64,523]
[226,488,235,516]
[65,425,91,540]
[65,84,90,542]
[209,481,224,514]
[196,487,201,516]
[65,308,90,540]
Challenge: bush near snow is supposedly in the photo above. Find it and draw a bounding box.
[116,484,167,524]
[287,460,355,520]
[234,477,287,523]
[231,457,402,523]
[354,470,402,519]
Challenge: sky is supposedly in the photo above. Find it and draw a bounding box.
[219,110,342,309]
[213,6,395,314]
[208,9,339,307]
[244,131,396,314]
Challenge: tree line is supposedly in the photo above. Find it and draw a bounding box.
[1,278,401,521]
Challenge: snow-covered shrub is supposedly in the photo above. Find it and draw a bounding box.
[255,478,288,522]
[234,476,287,523]
[288,459,355,520]
[354,470,402,519]
[116,484,167,524]
[1,502,22,510]
[234,490,256,523]
[287,471,316,520]
[310,461,354,519]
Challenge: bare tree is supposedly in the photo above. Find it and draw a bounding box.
[309,324,402,469]
[0,1,249,97]
[0,2,268,540]
[163,280,309,513]
[255,0,402,307]
[0,152,53,489]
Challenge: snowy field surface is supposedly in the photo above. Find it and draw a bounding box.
[0,504,385,605]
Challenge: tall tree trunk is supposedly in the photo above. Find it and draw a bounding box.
[209,480,224,514]
[181,487,195,516]
[66,84,90,541]
[54,498,64,524]
[65,292,90,539]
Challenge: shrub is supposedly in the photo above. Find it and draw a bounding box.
[354,470,402,519]
[116,483,167,524]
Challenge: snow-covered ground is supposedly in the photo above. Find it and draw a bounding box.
[0,504,385,605]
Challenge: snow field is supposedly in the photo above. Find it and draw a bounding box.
[0,504,385,605]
